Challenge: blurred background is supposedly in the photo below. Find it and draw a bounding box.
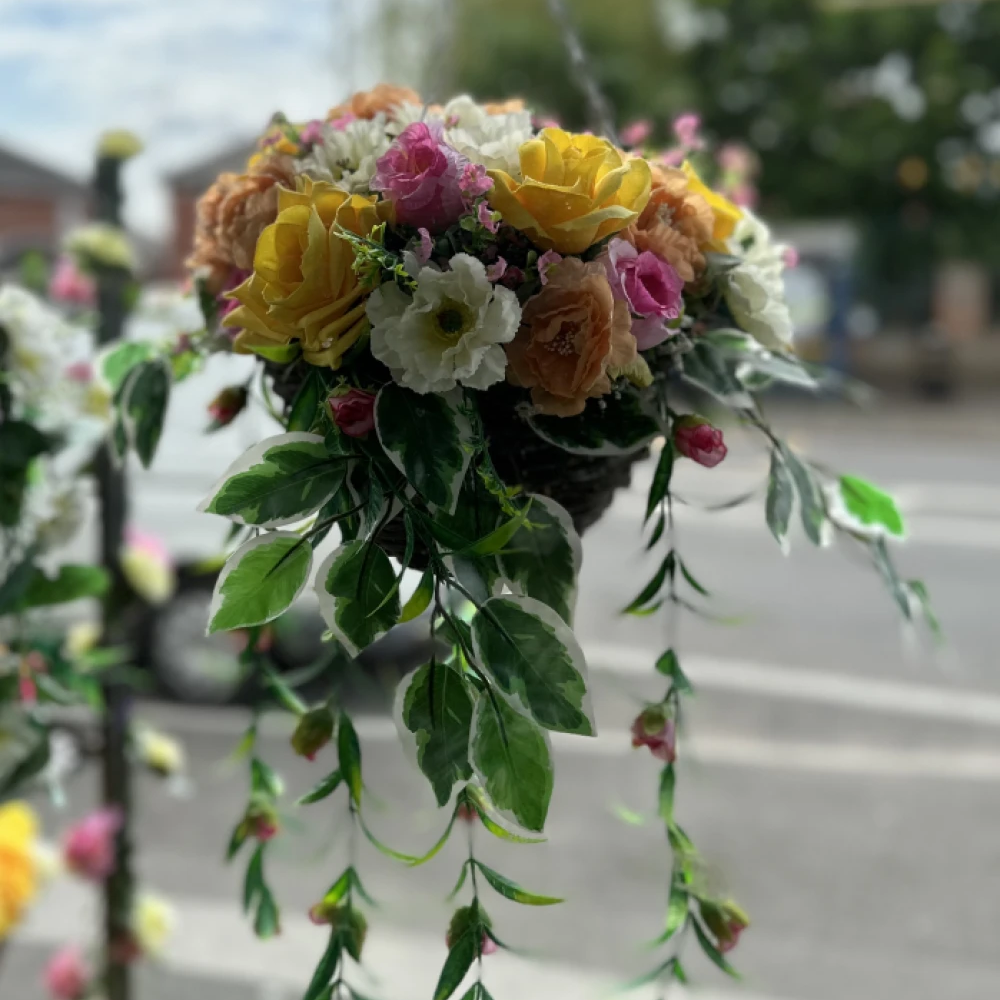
[2,2,1000,999]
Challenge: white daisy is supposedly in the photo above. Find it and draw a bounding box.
[367,253,520,394]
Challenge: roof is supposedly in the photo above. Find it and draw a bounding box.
[168,140,258,193]
[0,143,88,196]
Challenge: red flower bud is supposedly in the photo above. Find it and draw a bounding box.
[207,386,248,429]
[243,802,279,842]
[699,899,750,954]
[673,416,727,468]
[630,706,676,763]
[327,389,376,438]
[290,708,335,762]
[445,905,497,956]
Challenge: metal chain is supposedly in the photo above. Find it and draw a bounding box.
[545,0,619,143]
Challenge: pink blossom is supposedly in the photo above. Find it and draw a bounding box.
[64,361,94,383]
[329,112,357,131]
[485,258,508,283]
[717,142,753,175]
[48,257,95,307]
[19,675,37,704]
[459,162,493,199]
[673,416,727,469]
[371,122,468,232]
[64,807,123,882]
[477,201,498,233]
[537,249,563,285]
[299,119,325,145]
[673,113,704,151]
[659,149,685,168]
[631,708,676,763]
[327,389,376,438]
[620,119,652,147]
[415,228,434,264]
[603,239,683,350]
[784,246,800,269]
[729,182,758,208]
[44,946,90,1000]
[532,115,561,130]
[124,527,171,567]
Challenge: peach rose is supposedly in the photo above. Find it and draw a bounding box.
[507,258,636,417]
[186,154,295,286]
[327,83,421,122]
[623,163,714,283]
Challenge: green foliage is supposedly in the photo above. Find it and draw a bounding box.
[473,860,563,906]
[21,565,110,608]
[122,357,171,468]
[528,389,661,455]
[765,450,794,551]
[298,769,343,805]
[781,445,828,547]
[208,533,312,632]
[201,433,347,527]
[398,661,475,806]
[839,475,905,537]
[471,695,553,832]
[287,368,327,432]
[101,341,153,390]
[337,711,364,807]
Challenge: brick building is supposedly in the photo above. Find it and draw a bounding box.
[0,144,88,270]
[166,141,256,280]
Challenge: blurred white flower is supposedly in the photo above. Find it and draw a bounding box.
[67,224,135,273]
[367,253,519,394]
[132,892,176,960]
[134,725,186,778]
[442,96,534,176]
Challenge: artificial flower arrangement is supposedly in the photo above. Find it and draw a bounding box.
[91,84,936,999]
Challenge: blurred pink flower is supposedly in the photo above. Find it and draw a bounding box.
[415,228,433,264]
[371,121,467,232]
[44,946,90,1000]
[659,148,685,168]
[64,361,94,383]
[631,708,676,762]
[299,120,325,145]
[485,257,507,283]
[673,113,704,151]
[329,112,357,131]
[459,162,493,199]
[784,246,800,269]
[717,142,754,176]
[673,416,727,469]
[620,119,652,147]
[477,201,498,233]
[48,257,95,307]
[729,182,759,208]
[64,807,123,882]
[537,249,563,285]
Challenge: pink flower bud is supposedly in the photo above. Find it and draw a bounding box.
[327,388,376,438]
[48,258,95,307]
[699,899,750,953]
[207,386,248,428]
[619,119,652,148]
[673,416,727,469]
[44,946,90,1000]
[630,707,676,763]
[455,802,478,824]
[64,807,123,882]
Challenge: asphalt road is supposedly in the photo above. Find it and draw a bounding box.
[5,393,1000,1000]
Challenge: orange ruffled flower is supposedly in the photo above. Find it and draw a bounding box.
[327,83,421,122]
[507,258,636,417]
[186,154,296,291]
[223,177,393,368]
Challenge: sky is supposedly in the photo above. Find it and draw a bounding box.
[0,0,387,239]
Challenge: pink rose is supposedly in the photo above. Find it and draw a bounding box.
[327,389,376,438]
[630,707,676,763]
[603,239,683,350]
[673,416,727,469]
[44,946,90,1000]
[64,807,123,882]
[48,257,95,307]
[371,122,467,232]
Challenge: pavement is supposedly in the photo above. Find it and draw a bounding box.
[4,385,1000,1000]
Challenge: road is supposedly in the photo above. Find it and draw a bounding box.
[4,393,1000,1000]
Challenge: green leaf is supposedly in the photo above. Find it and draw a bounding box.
[243,844,265,913]
[434,931,477,1000]
[287,368,325,433]
[358,809,457,868]
[316,540,400,655]
[303,929,341,1000]
[250,757,282,798]
[623,552,674,615]
[646,445,674,522]
[693,918,741,979]
[101,341,153,390]
[528,389,661,455]
[465,500,533,556]
[906,579,941,637]
[781,446,828,547]
[496,496,581,626]
[678,557,709,597]
[200,433,347,528]
[253,888,281,939]
[208,532,312,633]
[838,475,905,537]
[664,874,689,941]
[646,509,666,550]
[658,765,676,825]
[473,861,563,906]
[21,565,110,608]
[0,420,51,471]
[398,661,474,806]
[655,649,692,695]
[681,339,751,406]
[123,358,171,468]
[0,549,40,615]
[765,450,794,552]
[399,567,434,624]
[298,769,343,806]
[872,537,912,620]
[337,712,363,807]
[472,596,593,736]
[470,695,553,832]
[376,384,472,512]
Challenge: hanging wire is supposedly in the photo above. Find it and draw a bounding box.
[544,0,619,143]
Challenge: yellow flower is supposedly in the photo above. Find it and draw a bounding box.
[135,727,185,777]
[132,892,176,959]
[98,129,143,161]
[487,128,651,255]
[224,177,392,368]
[0,801,40,940]
[65,620,100,659]
[682,161,742,244]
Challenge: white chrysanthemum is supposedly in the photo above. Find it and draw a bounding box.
[367,253,520,394]
[723,210,794,350]
[297,115,393,192]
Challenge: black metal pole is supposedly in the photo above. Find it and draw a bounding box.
[92,138,136,1000]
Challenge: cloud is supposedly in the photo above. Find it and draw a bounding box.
[0,0,381,238]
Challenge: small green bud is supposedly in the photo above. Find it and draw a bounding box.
[291,707,335,762]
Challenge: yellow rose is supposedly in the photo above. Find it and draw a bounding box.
[682,161,742,244]
[224,177,391,368]
[487,128,651,255]
[0,801,39,940]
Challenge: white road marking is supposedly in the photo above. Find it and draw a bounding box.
[17,881,772,1000]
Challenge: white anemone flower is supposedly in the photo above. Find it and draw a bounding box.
[723,210,794,350]
[367,253,520,394]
